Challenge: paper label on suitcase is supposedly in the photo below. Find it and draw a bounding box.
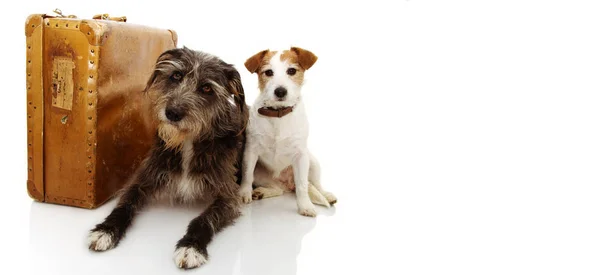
[51,57,75,110]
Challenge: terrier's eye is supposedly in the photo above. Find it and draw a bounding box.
[201,84,213,94]
[171,72,183,81]
[264,69,274,77]
[286,68,297,76]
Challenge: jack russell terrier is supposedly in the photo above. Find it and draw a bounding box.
[239,47,337,217]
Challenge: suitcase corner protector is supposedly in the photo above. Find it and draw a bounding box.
[25,14,45,37]
[78,20,109,46]
[26,180,44,202]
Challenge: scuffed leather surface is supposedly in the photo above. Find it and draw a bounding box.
[26,14,176,208]
[95,21,177,207]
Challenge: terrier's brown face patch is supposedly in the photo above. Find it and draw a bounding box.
[244,47,318,107]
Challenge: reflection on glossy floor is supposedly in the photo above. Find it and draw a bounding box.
[28,194,338,275]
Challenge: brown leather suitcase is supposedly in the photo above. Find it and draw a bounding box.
[25,10,178,209]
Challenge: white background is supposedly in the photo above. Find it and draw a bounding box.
[2,0,600,274]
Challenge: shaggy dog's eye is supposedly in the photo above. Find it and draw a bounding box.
[171,72,183,81]
[201,84,213,94]
[264,69,274,77]
[286,68,297,76]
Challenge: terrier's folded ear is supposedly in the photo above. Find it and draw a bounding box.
[244,49,270,74]
[290,47,318,70]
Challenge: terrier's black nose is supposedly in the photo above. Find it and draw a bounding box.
[274,87,287,98]
[165,107,185,122]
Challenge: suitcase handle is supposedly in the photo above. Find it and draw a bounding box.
[92,14,127,22]
[52,8,77,18]
[52,8,127,22]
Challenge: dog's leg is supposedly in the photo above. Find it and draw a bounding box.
[252,186,284,200]
[88,169,161,251]
[252,166,286,200]
[174,196,240,269]
[308,153,337,205]
[239,148,258,203]
[293,152,317,217]
[308,184,330,207]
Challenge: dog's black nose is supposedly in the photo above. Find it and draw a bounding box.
[274,87,287,98]
[165,107,185,122]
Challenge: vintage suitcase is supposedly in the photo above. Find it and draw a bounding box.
[25,10,178,209]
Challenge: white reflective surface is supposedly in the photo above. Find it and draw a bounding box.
[3,1,600,274]
[28,194,341,275]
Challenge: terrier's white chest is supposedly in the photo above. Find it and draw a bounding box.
[250,109,309,175]
[257,134,300,173]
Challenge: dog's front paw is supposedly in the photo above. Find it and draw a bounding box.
[174,246,208,269]
[88,229,116,251]
[298,206,317,217]
[298,200,317,217]
[298,197,317,217]
[239,187,252,204]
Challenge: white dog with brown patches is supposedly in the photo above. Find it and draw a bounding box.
[239,47,337,217]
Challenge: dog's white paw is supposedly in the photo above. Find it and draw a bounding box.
[239,187,252,204]
[298,200,317,217]
[298,206,317,217]
[323,192,338,205]
[252,186,284,200]
[298,197,317,217]
[88,230,115,251]
[174,247,207,269]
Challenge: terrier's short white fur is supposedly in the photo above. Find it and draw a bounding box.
[239,47,337,216]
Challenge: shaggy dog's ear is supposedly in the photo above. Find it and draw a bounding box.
[144,48,186,92]
[224,64,247,116]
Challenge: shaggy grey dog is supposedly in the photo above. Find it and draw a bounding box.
[87,47,248,269]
